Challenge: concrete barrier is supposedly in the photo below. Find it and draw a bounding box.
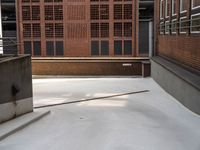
[0,55,33,123]
[151,57,200,115]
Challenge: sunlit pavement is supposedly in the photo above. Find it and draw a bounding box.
[0,78,200,150]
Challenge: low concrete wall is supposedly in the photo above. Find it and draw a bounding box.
[0,55,33,123]
[32,57,150,76]
[151,57,200,115]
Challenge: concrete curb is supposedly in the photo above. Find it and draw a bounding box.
[0,110,50,141]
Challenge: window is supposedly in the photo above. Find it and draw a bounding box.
[55,23,63,37]
[165,0,169,18]
[191,13,200,33]
[91,23,99,38]
[100,23,109,37]
[160,0,164,19]
[114,40,122,55]
[101,41,109,55]
[32,24,41,37]
[124,40,132,55]
[91,5,99,20]
[100,5,109,19]
[46,41,54,56]
[165,21,170,34]
[180,0,187,13]
[114,23,122,37]
[33,41,41,56]
[124,4,132,19]
[45,6,54,20]
[24,41,32,55]
[160,22,164,34]
[172,0,176,16]
[22,6,31,20]
[171,19,177,34]
[54,5,63,20]
[32,6,40,20]
[180,17,188,34]
[114,4,122,19]
[124,22,132,37]
[192,0,200,9]
[23,24,31,37]
[91,41,99,55]
[45,23,54,38]
[56,41,64,56]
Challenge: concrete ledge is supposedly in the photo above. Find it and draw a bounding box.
[151,56,200,115]
[0,110,50,141]
[0,98,33,123]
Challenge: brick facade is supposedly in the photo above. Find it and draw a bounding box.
[155,0,200,71]
[17,0,140,57]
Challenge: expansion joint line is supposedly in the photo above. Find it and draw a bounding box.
[34,90,150,109]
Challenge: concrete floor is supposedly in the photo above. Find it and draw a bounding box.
[0,78,200,150]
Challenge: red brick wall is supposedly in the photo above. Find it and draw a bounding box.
[158,35,200,70]
[155,0,200,71]
[32,58,149,75]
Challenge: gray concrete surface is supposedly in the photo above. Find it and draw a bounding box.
[151,58,200,115]
[0,78,200,150]
[0,110,50,141]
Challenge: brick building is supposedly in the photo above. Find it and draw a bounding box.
[152,0,200,114]
[16,0,139,57]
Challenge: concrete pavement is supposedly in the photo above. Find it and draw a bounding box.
[0,78,200,150]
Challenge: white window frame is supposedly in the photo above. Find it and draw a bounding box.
[165,21,170,34]
[165,0,169,18]
[190,13,200,33]
[180,16,187,34]
[171,19,177,34]
[191,0,200,10]
[180,0,187,13]
[160,0,164,19]
[160,22,164,34]
[172,0,177,16]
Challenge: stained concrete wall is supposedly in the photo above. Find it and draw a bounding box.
[151,57,200,115]
[0,55,33,123]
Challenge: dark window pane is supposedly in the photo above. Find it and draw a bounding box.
[114,40,122,55]
[91,23,99,38]
[101,41,109,55]
[91,41,99,55]
[24,41,32,55]
[46,41,54,56]
[124,40,132,55]
[33,41,41,56]
[56,41,64,56]
[114,4,122,19]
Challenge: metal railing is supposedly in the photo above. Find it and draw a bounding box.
[159,17,200,33]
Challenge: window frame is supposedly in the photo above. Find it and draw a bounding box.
[190,13,200,34]
[160,22,164,34]
[165,0,169,18]
[160,0,164,19]
[172,0,177,16]
[171,19,177,34]
[180,0,187,13]
[165,20,170,34]
[191,0,200,10]
[179,16,187,34]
